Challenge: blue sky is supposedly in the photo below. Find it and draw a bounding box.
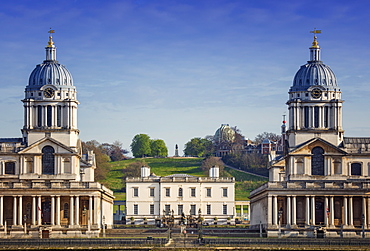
[0,0,370,156]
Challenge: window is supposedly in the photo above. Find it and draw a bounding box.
[37,106,42,127]
[63,203,69,218]
[223,205,227,215]
[314,106,319,128]
[190,205,196,215]
[47,105,52,127]
[304,106,309,128]
[296,158,304,174]
[150,204,154,215]
[133,187,138,197]
[26,157,33,173]
[207,205,211,215]
[311,147,324,175]
[178,205,183,215]
[334,159,342,174]
[324,106,329,128]
[5,162,15,175]
[191,188,196,197]
[223,188,228,197]
[42,146,55,175]
[178,188,183,197]
[63,157,71,173]
[351,163,362,176]
[165,188,170,197]
[150,187,155,197]
[134,204,138,215]
[57,106,62,127]
[206,188,211,197]
[165,205,171,215]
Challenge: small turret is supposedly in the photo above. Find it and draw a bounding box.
[209,166,219,178]
[141,166,150,178]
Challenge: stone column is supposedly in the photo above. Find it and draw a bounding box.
[343,196,348,226]
[292,196,296,226]
[75,196,79,226]
[37,196,42,225]
[32,196,36,226]
[70,196,74,226]
[362,196,367,228]
[51,196,55,225]
[267,195,272,226]
[287,196,291,227]
[324,196,329,226]
[0,196,3,226]
[311,196,315,225]
[367,197,370,227]
[94,196,99,225]
[330,196,335,227]
[349,196,353,226]
[13,196,17,226]
[305,196,310,226]
[18,196,23,226]
[273,196,278,226]
[89,196,93,228]
[56,196,60,226]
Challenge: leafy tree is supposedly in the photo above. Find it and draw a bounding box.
[122,160,148,189]
[201,156,225,176]
[150,139,168,157]
[101,140,129,161]
[131,134,151,158]
[254,132,281,145]
[184,137,213,157]
[82,140,111,182]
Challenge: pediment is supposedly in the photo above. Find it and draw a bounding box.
[289,138,347,156]
[18,136,76,154]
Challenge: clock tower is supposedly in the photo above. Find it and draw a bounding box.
[286,31,344,149]
[22,31,79,151]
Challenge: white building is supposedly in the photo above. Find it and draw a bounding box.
[0,31,114,238]
[250,32,370,237]
[126,166,235,225]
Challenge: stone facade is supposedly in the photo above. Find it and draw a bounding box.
[0,32,114,238]
[250,33,370,237]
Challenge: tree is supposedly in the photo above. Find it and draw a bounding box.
[122,160,148,188]
[130,134,151,158]
[184,137,213,157]
[101,140,129,161]
[150,139,168,157]
[82,140,111,182]
[254,132,281,145]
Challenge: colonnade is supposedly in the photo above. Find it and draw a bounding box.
[0,195,99,227]
[268,195,370,228]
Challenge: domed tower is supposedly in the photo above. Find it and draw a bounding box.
[22,30,79,149]
[286,31,344,148]
[214,124,236,143]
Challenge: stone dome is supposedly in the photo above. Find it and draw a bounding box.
[290,36,338,92]
[26,35,74,90]
[214,124,235,143]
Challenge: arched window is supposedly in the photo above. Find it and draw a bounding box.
[333,159,342,174]
[351,163,362,176]
[178,188,183,197]
[311,146,324,175]
[5,162,15,175]
[42,146,55,175]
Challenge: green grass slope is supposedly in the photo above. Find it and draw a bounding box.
[101,157,267,201]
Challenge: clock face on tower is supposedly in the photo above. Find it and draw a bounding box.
[43,88,55,98]
[311,88,322,99]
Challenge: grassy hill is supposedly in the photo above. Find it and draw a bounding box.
[101,157,268,201]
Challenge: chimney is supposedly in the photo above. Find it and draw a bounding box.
[209,166,219,178]
[141,166,150,178]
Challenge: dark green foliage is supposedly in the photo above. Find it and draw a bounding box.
[130,134,151,158]
[184,137,214,157]
[150,139,168,157]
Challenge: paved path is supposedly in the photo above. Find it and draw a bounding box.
[225,164,268,179]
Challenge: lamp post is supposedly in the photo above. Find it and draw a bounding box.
[278,207,283,238]
[23,215,27,234]
[102,216,106,238]
[362,214,365,239]
[198,208,203,243]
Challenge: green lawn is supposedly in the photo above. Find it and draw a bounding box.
[101,157,267,201]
